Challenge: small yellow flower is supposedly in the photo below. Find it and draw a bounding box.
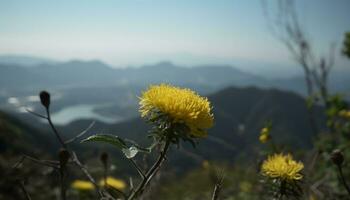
[259,127,270,143]
[100,177,126,190]
[202,160,210,169]
[239,181,252,193]
[139,84,214,137]
[338,109,350,119]
[309,194,317,200]
[71,180,95,191]
[261,153,304,181]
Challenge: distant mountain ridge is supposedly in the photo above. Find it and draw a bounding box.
[0,55,56,67]
[1,57,348,97]
[0,59,269,96]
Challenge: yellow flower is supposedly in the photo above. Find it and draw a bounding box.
[338,109,350,119]
[100,177,126,190]
[239,181,252,193]
[71,180,95,191]
[309,194,317,200]
[259,127,270,143]
[139,84,214,137]
[261,153,304,181]
[202,160,210,169]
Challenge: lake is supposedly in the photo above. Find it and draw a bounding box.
[50,104,122,125]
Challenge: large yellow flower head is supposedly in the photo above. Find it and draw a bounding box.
[261,153,304,181]
[139,84,214,137]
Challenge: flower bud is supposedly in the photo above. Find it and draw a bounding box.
[331,149,344,166]
[58,148,70,167]
[100,152,109,166]
[39,91,50,108]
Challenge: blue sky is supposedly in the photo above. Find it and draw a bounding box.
[0,0,349,75]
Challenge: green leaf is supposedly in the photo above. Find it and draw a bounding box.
[81,134,153,159]
[81,134,127,149]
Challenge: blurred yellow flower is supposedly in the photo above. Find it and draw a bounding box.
[259,127,270,143]
[261,153,304,181]
[100,176,126,190]
[71,180,95,191]
[139,84,214,137]
[239,181,252,193]
[309,194,317,200]
[338,109,350,119]
[202,160,210,169]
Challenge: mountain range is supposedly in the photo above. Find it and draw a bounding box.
[1,56,348,129]
[1,56,349,97]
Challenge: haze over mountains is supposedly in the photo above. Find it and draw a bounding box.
[0,57,265,92]
[0,55,349,125]
[1,55,349,93]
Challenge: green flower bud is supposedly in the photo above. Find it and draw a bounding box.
[58,148,70,167]
[331,149,344,166]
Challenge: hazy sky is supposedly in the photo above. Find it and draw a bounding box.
[0,0,349,73]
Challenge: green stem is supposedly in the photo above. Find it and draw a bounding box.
[277,180,285,200]
[103,165,107,187]
[18,181,32,200]
[127,139,171,200]
[129,159,145,179]
[337,165,350,196]
[46,108,66,148]
[59,168,66,200]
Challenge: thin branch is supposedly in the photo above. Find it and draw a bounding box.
[127,140,171,200]
[71,152,105,198]
[12,156,26,170]
[25,108,47,119]
[311,172,331,199]
[65,121,95,144]
[71,152,98,187]
[45,107,67,148]
[18,180,32,200]
[129,177,134,192]
[211,184,221,200]
[23,155,59,169]
[129,159,146,179]
[337,165,350,196]
[211,169,225,200]
[106,185,127,199]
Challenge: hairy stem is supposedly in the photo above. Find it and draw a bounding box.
[46,108,66,149]
[127,139,170,200]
